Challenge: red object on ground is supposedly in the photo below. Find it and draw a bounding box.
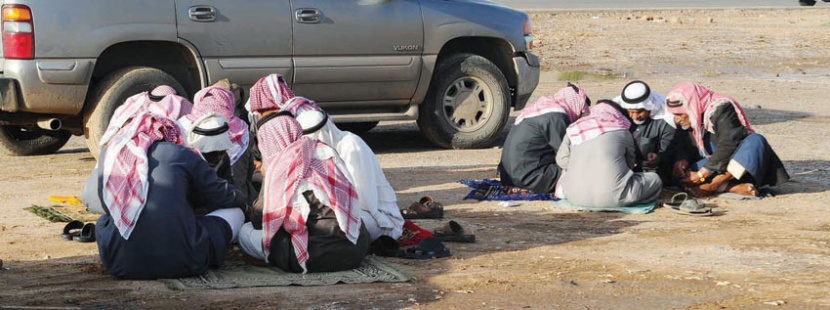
[398,220,435,247]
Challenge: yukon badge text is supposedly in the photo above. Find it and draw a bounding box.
[393,45,420,51]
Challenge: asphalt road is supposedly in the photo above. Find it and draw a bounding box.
[494,0,818,10]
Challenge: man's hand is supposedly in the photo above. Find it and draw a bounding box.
[254,159,263,173]
[683,173,701,186]
[683,167,712,186]
[644,152,660,168]
[697,167,713,181]
[672,159,689,178]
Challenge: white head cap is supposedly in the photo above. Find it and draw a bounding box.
[619,80,655,110]
[187,113,234,153]
[295,106,328,135]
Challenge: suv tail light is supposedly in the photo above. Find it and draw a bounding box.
[2,5,34,59]
[523,19,534,50]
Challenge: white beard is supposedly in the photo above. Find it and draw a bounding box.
[633,119,646,125]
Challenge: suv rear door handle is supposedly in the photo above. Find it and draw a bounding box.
[295,8,321,24]
[189,6,216,22]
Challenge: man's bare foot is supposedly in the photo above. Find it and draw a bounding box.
[698,173,733,193]
[726,183,758,197]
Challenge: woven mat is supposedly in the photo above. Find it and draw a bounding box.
[160,256,409,290]
[554,199,657,214]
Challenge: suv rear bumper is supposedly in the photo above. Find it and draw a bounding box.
[0,78,22,112]
[513,51,540,111]
[0,59,93,115]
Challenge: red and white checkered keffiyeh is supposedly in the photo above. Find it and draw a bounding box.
[101,112,189,240]
[258,116,361,273]
[665,82,754,157]
[515,83,590,125]
[566,102,631,146]
[100,85,192,148]
[281,96,322,116]
[247,74,295,113]
[185,85,249,164]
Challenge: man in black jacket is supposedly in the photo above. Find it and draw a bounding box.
[498,83,590,193]
[665,82,789,197]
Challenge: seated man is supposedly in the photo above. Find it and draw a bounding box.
[185,113,235,182]
[497,83,591,193]
[612,81,677,184]
[287,97,405,241]
[244,74,297,194]
[665,82,790,197]
[99,85,192,148]
[184,85,252,206]
[181,85,249,165]
[83,111,244,280]
[208,79,258,207]
[238,114,370,273]
[557,100,663,207]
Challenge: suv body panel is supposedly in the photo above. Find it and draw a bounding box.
[0,0,538,128]
[1,0,180,115]
[176,0,294,88]
[289,0,425,112]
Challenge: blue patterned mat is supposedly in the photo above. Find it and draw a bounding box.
[460,179,558,201]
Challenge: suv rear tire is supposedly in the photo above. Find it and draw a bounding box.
[83,66,186,157]
[417,53,510,149]
[800,0,817,6]
[0,125,71,156]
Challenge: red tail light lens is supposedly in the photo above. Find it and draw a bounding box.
[2,5,34,59]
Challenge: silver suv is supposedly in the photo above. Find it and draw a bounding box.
[0,0,539,156]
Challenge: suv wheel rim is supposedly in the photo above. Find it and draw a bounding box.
[441,76,494,133]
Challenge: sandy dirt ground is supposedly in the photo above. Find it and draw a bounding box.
[2,8,830,310]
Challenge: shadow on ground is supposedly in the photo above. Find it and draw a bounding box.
[744,108,812,126]
[777,160,830,195]
[360,115,518,154]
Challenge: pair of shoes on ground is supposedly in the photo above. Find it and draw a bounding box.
[61,220,96,242]
[432,220,476,243]
[371,220,476,259]
[665,193,714,217]
[371,236,452,260]
[401,196,444,219]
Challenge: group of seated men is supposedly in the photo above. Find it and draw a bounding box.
[82,74,404,279]
[80,74,792,279]
[499,81,790,207]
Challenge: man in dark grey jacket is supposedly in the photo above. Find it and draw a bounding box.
[612,81,677,184]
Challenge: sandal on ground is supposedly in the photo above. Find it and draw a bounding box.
[433,220,476,243]
[74,223,96,243]
[401,196,444,219]
[400,237,451,259]
[665,193,713,217]
[61,220,84,241]
[370,236,403,257]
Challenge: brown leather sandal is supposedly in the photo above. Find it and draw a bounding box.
[401,196,444,219]
[433,220,475,243]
